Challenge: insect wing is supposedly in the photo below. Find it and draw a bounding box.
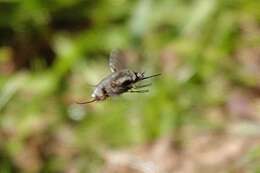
[109,49,126,72]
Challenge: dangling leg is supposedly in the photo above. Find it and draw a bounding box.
[129,89,149,93]
[133,83,152,89]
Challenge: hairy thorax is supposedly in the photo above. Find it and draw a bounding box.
[92,69,137,100]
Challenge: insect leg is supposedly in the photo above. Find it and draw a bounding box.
[129,89,149,93]
[133,83,152,89]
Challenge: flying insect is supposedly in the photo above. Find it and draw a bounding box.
[76,50,161,104]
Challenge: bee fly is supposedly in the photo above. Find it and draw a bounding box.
[76,50,161,104]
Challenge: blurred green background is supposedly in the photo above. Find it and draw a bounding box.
[0,0,260,173]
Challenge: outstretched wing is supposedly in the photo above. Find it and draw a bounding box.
[109,49,126,72]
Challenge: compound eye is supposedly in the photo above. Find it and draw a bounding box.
[136,72,144,78]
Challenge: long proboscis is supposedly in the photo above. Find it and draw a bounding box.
[142,73,161,80]
[76,99,96,104]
